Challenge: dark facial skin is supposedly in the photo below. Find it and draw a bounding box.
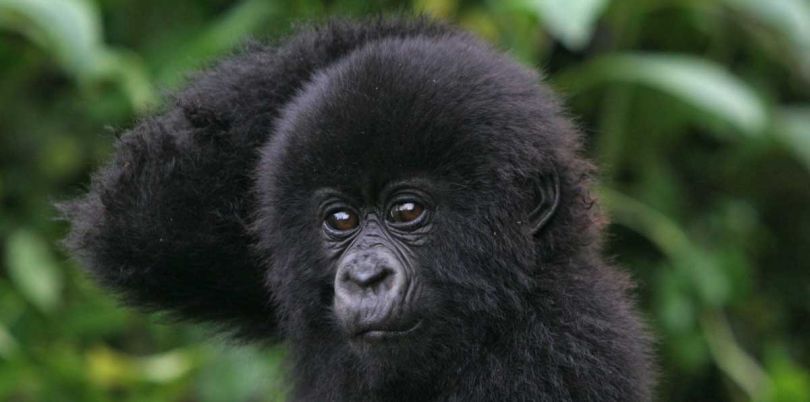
[308,172,558,360]
[319,183,432,343]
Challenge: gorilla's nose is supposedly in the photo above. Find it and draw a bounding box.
[334,247,408,337]
[336,251,399,295]
[344,263,393,290]
[334,248,409,336]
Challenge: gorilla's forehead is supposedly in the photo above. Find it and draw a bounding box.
[263,35,546,196]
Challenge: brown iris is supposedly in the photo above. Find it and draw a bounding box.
[326,210,359,231]
[388,201,425,224]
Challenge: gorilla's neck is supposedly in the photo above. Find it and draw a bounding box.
[288,331,474,401]
[287,259,651,402]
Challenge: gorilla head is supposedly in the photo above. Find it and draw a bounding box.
[62,18,653,402]
[258,35,564,363]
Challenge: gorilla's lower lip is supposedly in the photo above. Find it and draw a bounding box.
[354,320,423,341]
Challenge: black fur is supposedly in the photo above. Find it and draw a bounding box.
[61,17,654,401]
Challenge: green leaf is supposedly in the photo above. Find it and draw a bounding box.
[701,311,771,400]
[0,0,155,110]
[766,348,810,402]
[657,268,695,334]
[600,188,730,307]
[86,346,195,386]
[0,0,104,78]
[4,229,63,313]
[197,345,287,402]
[96,49,156,112]
[725,0,810,54]
[559,53,770,136]
[774,106,810,170]
[414,0,458,18]
[155,0,277,88]
[0,323,19,359]
[741,0,810,45]
[519,0,610,50]
[39,133,83,180]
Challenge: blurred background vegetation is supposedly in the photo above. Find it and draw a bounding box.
[0,0,808,401]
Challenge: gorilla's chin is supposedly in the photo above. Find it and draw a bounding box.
[335,303,425,344]
[343,318,439,361]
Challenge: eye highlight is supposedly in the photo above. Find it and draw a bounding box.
[325,210,359,231]
[388,201,425,224]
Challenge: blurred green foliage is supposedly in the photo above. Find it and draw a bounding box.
[0,0,808,401]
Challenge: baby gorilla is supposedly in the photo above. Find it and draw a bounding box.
[62,18,654,402]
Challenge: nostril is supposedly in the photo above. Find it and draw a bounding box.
[347,266,393,289]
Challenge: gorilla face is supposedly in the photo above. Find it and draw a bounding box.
[324,184,431,342]
[255,37,560,364]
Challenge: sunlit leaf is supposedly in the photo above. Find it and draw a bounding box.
[96,49,155,112]
[0,0,155,110]
[558,53,770,136]
[600,188,730,306]
[766,348,810,402]
[0,0,102,77]
[519,0,610,50]
[725,0,810,73]
[774,106,810,170]
[730,0,810,47]
[4,229,63,313]
[701,311,771,400]
[87,346,195,386]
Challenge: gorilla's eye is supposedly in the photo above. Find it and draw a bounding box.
[326,210,359,231]
[388,201,425,224]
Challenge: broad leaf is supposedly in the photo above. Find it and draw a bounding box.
[560,53,769,136]
[725,0,810,52]
[774,106,810,170]
[0,0,154,109]
[0,0,103,77]
[520,0,610,50]
[4,229,63,313]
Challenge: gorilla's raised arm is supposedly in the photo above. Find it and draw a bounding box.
[60,18,456,339]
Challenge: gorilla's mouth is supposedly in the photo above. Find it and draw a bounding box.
[354,319,423,341]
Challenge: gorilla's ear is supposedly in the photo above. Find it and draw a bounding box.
[527,168,560,235]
